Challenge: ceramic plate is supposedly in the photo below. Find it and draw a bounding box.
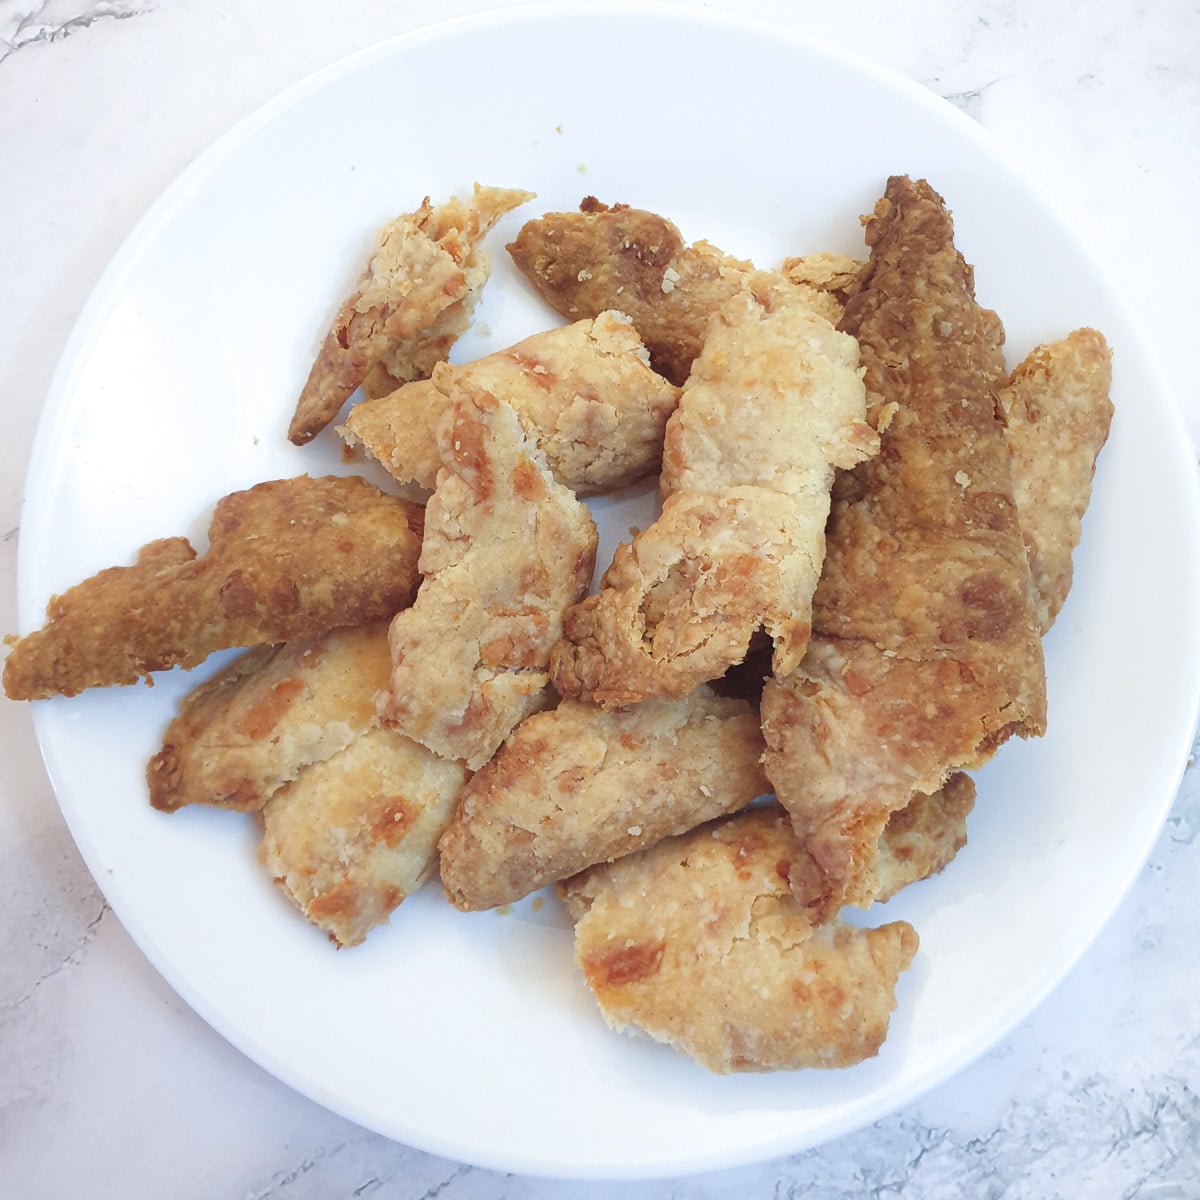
[16,0,1200,1178]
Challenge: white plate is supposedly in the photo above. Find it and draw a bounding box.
[16,0,1200,1179]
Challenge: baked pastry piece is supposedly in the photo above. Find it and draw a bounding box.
[872,771,975,903]
[507,199,854,386]
[761,176,1047,922]
[438,684,769,910]
[381,371,597,769]
[777,330,1111,905]
[507,198,752,384]
[288,184,533,444]
[3,475,424,700]
[259,726,467,947]
[147,620,392,813]
[1000,327,1113,633]
[550,279,876,708]
[821,322,1112,891]
[782,252,863,303]
[560,805,918,1072]
[339,310,679,495]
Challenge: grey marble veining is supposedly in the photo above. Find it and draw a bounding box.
[0,0,154,60]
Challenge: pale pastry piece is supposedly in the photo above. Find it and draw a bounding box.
[259,726,468,948]
[872,772,976,903]
[381,372,598,769]
[561,806,918,1073]
[550,279,876,708]
[1000,327,1113,633]
[288,184,534,445]
[438,685,769,911]
[761,176,1047,923]
[339,310,680,495]
[781,251,863,304]
[3,475,424,701]
[147,620,392,813]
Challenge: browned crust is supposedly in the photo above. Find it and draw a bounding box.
[259,726,468,947]
[999,327,1114,633]
[507,198,758,384]
[146,620,393,813]
[561,806,918,1072]
[873,771,976,903]
[339,310,680,495]
[380,374,597,769]
[437,686,769,911]
[550,282,874,708]
[761,176,1046,922]
[289,184,533,445]
[3,475,424,700]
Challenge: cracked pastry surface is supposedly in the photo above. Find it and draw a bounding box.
[560,805,918,1073]
[2,475,424,700]
[381,371,597,769]
[550,278,876,708]
[288,183,533,444]
[761,175,1047,923]
[339,310,679,495]
[437,684,769,911]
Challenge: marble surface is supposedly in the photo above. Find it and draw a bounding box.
[2,0,1198,1195]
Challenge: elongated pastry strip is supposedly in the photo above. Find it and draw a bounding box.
[861,331,1112,894]
[761,176,1047,922]
[1000,327,1113,633]
[550,280,876,708]
[3,475,424,700]
[561,806,918,1073]
[288,184,533,444]
[438,685,769,911]
[339,310,679,495]
[381,372,597,769]
[147,620,392,813]
[260,726,467,947]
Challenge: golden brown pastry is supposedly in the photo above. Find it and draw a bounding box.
[259,726,468,947]
[3,475,424,700]
[339,310,679,495]
[873,772,976,903]
[550,279,876,708]
[438,685,769,911]
[147,620,392,813]
[507,199,853,386]
[761,176,1047,923]
[288,184,533,444]
[381,371,597,769]
[509,199,744,383]
[781,251,863,305]
[561,806,918,1073]
[1000,327,1113,633]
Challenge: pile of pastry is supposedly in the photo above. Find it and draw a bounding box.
[3,177,1113,1073]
